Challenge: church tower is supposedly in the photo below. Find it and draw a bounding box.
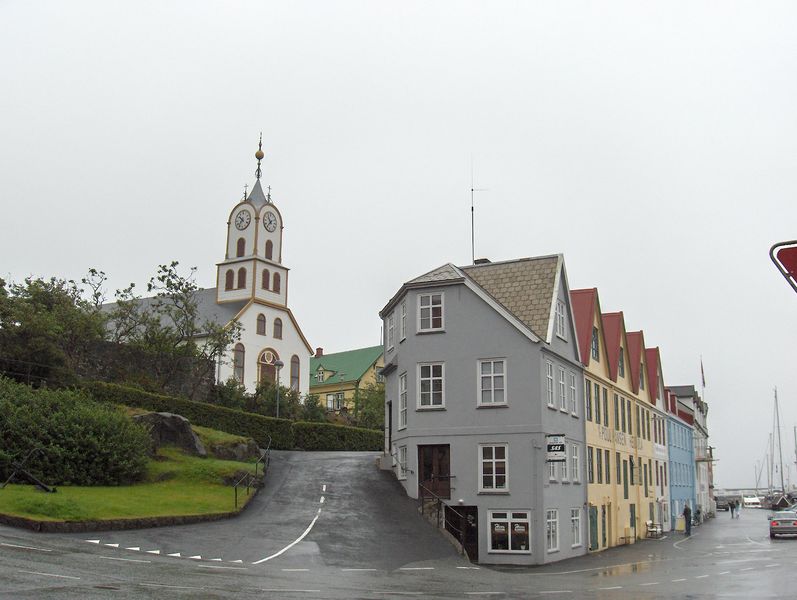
[216,137,289,307]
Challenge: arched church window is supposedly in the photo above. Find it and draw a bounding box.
[236,238,246,257]
[262,269,270,290]
[237,267,247,289]
[273,273,281,293]
[225,269,234,291]
[258,348,279,386]
[273,318,283,340]
[265,240,273,260]
[290,355,300,392]
[256,314,266,335]
[233,343,245,383]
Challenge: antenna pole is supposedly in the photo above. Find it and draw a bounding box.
[470,161,475,265]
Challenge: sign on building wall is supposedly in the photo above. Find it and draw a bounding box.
[546,434,566,462]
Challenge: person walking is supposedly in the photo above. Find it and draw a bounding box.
[735,499,741,518]
[730,501,736,519]
[683,504,692,536]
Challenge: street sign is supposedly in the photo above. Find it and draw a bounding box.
[546,434,566,462]
[770,240,797,294]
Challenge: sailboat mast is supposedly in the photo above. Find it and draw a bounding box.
[776,387,786,494]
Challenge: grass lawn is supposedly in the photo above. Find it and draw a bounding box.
[0,447,258,522]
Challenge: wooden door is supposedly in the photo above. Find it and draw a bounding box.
[418,445,450,499]
[589,506,599,551]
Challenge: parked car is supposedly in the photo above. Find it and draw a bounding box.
[743,496,762,508]
[769,511,797,539]
[716,497,730,511]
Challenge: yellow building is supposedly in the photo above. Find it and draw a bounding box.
[571,289,659,550]
[309,345,384,412]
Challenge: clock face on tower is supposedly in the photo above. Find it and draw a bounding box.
[235,210,251,230]
[264,211,278,232]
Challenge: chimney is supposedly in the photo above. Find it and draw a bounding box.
[315,347,324,357]
[474,258,491,265]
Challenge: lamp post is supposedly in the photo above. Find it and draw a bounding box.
[274,359,284,419]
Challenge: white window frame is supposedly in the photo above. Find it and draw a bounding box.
[487,510,531,554]
[417,362,445,408]
[555,299,566,339]
[571,444,580,483]
[546,509,559,552]
[478,359,507,406]
[326,393,336,411]
[316,367,324,383]
[568,372,577,415]
[561,446,570,482]
[570,508,582,547]
[548,460,557,481]
[398,445,407,480]
[558,367,567,411]
[386,312,395,351]
[546,361,554,407]
[479,444,509,492]
[400,299,407,341]
[417,292,444,332]
[398,372,408,430]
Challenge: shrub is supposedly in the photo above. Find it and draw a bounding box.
[82,381,383,452]
[0,378,149,486]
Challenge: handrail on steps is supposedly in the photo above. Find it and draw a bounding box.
[233,434,272,509]
[418,480,468,555]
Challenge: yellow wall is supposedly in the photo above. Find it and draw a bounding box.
[310,357,384,412]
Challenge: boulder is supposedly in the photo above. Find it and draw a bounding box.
[133,412,207,458]
[209,439,261,462]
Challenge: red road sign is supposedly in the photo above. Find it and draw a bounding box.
[771,240,797,294]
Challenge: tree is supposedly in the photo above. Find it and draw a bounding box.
[0,275,106,387]
[108,262,241,398]
[353,382,385,430]
[300,394,327,422]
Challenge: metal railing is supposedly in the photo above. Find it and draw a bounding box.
[418,478,468,555]
[233,435,271,509]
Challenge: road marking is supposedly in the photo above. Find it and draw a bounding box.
[766,564,779,568]
[260,589,320,593]
[456,566,481,570]
[140,583,204,590]
[342,568,378,572]
[640,582,660,586]
[746,536,767,547]
[196,564,247,570]
[167,552,182,557]
[672,578,687,582]
[86,540,100,544]
[370,592,422,596]
[99,556,151,564]
[673,536,695,549]
[719,571,730,575]
[104,543,119,548]
[322,484,327,492]
[1,542,52,552]
[282,568,310,572]
[539,591,572,595]
[598,586,622,590]
[19,570,80,580]
[229,560,243,564]
[464,593,506,596]
[695,574,709,579]
[188,555,202,560]
[320,496,325,504]
[741,567,754,571]
[146,550,161,554]
[399,567,435,571]
[252,512,321,564]
[125,547,141,551]
[209,558,223,561]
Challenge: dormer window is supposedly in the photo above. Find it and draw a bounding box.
[316,367,325,383]
[555,300,566,339]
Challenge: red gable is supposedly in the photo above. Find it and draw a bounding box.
[626,331,645,395]
[569,289,597,366]
[601,312,625,382]
[645,347,661,407]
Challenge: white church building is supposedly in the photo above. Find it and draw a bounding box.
[204,141,313,396]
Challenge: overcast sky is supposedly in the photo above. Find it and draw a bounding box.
[2,1,796,489]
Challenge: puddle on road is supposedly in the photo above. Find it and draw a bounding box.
[595,561,653,578]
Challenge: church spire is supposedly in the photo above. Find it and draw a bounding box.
[255,133,264,180]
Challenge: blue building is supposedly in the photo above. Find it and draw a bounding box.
[665,388,696,529]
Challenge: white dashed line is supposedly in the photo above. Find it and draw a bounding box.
[140,583,204,590]
[86,540,100,544]
[188,555,202,560]
[741,567,754,571]
[1,542,52,552]
[282,568,310,572]
[19,570,80,580]
[125,547,141,551]
[229,560,244,564]
[766,564,779,568]
[539,592,572,595]
[99,556,151,564]
[167,552,182,558]
[695,574,709,579]
[718,571,730,575]
[464,593,505,596]
[399,567,435,571]
[104,543,119,548]
[640,582,660,586]
[598,586,622,590]
[260,589,320,593]
[322,484,327,492]
[196,564,247,570]
[320,496,325,503]
[146,550,161,555]
[672,578,687,582]
[457,566,481,570]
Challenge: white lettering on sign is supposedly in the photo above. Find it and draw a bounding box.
[546,434,567,462]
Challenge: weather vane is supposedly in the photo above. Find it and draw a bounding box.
[255,132,264,180]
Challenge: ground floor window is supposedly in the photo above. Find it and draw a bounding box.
[398,445,407,480]
[570,508,582,547]
[488,510,530,553]
[326,392,345,411]
[546,509,559,552]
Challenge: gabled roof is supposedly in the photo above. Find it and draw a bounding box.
[645,347,662,407]
[626,331,645,395]
[570,288,597,366]
[408,263,463,285]
[461,255,561,340]
[601,311,626,382]
[310,345,383,388]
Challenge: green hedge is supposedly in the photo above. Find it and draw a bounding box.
[293,422,382,451]
[82,381,382,452]
[0,378,150,486]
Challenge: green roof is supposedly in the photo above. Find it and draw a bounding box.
[309,345,383,388]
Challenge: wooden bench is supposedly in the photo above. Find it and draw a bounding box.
[646,520,663,538]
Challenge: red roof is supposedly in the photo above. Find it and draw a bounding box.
[569,289,597,366]
[626,331,645,395]
[645,347,661,407]
[601,312,625,382]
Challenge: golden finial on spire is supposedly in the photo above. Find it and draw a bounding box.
[255,133,264,180]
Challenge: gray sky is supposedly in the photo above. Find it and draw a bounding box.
[2,1,796,489]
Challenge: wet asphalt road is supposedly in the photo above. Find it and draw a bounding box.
[0,451,795,599]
